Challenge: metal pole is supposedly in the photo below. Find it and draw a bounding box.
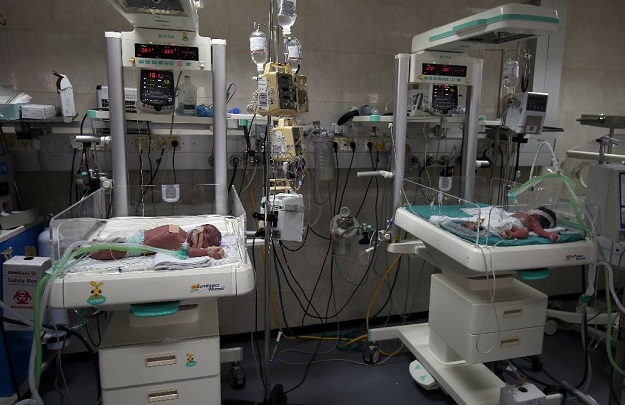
[461,57,483,201]
[212,40,228,215]
[105,32,129,216]
[263,1,275,401]
[391,54,410,241]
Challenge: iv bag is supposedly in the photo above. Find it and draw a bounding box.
[502,56,520,94]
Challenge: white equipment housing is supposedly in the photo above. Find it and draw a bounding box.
[106,0,202,32]
[586,163,625,243]
[409,51,476,86]
[411,3,559,53]
[96,85,138,113]
[260,193,304,242]
[503,92,549,135]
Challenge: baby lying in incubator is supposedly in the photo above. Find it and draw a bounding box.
[463,206,560,242]
[89,224,226,260]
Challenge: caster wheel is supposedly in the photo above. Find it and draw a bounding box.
[544,318,558,336]
[228,362,246,389]
[363,344,380,364]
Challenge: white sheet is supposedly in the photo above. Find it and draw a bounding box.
[64,215,242,274]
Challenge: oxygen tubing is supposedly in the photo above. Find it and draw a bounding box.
[19,240,192,404]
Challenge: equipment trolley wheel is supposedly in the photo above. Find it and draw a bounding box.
[363,344,380,364]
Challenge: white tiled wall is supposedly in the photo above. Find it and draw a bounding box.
[1,0,624,335]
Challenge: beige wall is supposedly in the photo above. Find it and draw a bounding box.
[1,0,624,335]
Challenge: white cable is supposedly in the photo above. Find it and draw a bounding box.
[529,140,559,179]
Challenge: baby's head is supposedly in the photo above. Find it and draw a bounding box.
[530,206,556,229]
[186,224,221,248]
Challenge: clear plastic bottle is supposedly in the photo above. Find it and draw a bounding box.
[249,24,268,74]
[277,0,297,36]
[177,76,197,116]
[502,54,520,94]
[314,132,335,181]
[285,35,301,71]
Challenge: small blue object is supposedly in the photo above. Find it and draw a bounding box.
[131,301,181,317]
[518,268,551,281]
[229,107,241,114]
[196,104,213,117]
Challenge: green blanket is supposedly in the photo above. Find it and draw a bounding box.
[405,204,585,247]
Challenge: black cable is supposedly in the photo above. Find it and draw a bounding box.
[332,146,339,215]
[284,244,327,395]
[301,238,333,326]
[337,149,355,209]
[134,148,165,215]
[227,160,238,193]
[278,227,309,252]
[172,146,177,184]
[237,152,249,195]
[308,225,329,241]
[0,320,23,400]
[275,241,323,325]
[250,236,265,389]
[69,148,77,206]
[1,316,102,402]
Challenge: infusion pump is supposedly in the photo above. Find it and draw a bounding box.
[119,28,212,113]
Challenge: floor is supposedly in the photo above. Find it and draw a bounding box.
[26,321,622,405]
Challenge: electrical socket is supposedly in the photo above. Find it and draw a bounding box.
[169,135,180,149]
[17,139,32,151]
[69,136,83,150]
[248,153,261,166]
[5,134,17,151]
[156,136,169,150]
[229,154,243,168]
[155,135,181,150]
[334,137,352,152]
[135,136,146,151]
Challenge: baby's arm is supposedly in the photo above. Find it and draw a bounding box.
[188,246,225,259]
[533,224,559,242]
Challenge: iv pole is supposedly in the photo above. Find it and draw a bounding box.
[260,2,302,404]
[262,0,276,400]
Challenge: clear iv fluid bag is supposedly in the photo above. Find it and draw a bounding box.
[277,0,297,35]
[250,26,268,73]
[285,36,301,71]
[502,57,520,94]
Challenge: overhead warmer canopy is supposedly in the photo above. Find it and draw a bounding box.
[107,0,204,32]
[412,3,559,53]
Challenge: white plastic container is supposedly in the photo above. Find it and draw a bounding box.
[277,0,297,36]
[250,25,268,74]
[177,76,197,116]
[285,35,301,71]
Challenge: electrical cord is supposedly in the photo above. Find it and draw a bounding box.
[172,144,177,184]
[337,147,355,209]
[1,315,102,403]
[227,159,238,193]
[69,148,77,206]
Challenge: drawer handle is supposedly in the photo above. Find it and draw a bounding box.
[502,308,523,318]
[500,338,520,348]
[146,354,177,367]
[148,388,178,402]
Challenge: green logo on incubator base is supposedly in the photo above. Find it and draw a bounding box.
[185,354,197,367]
[87,296,107,306]
[87,281,106,306]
